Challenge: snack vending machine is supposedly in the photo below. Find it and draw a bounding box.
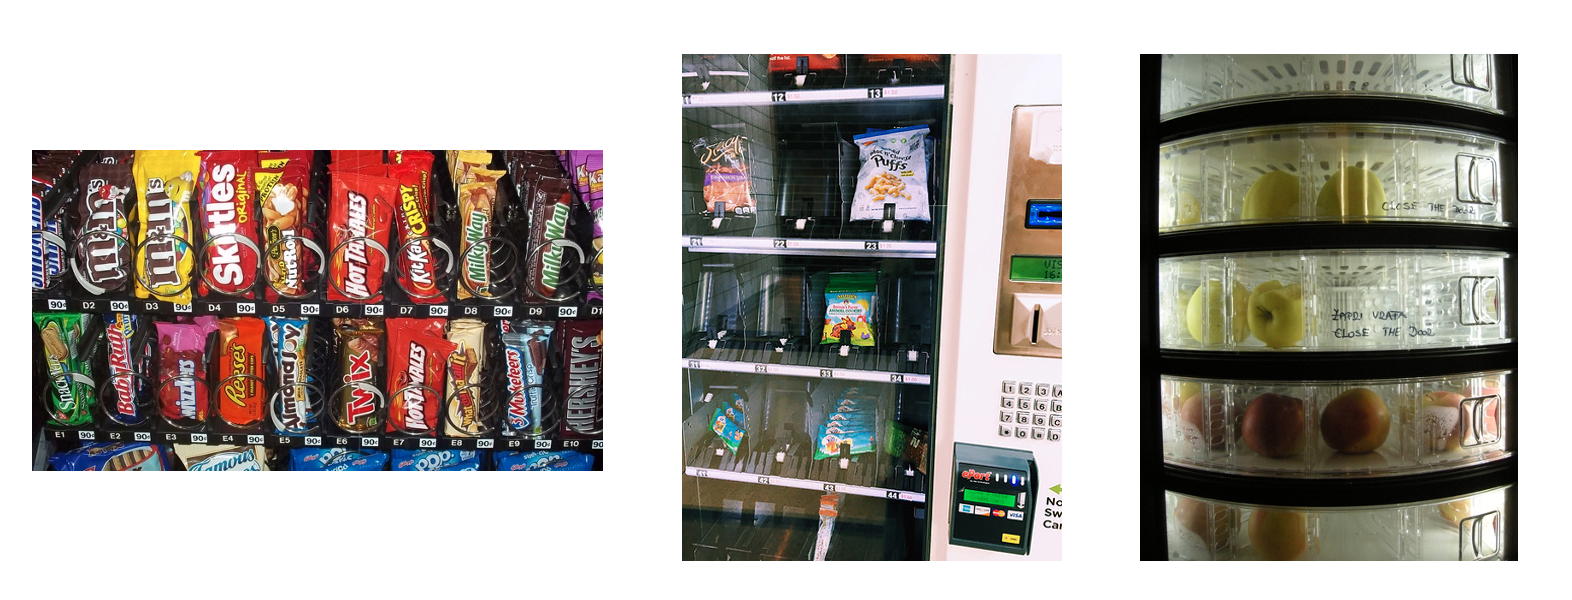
[1143,55,1517,560]
[680,54,1062,561]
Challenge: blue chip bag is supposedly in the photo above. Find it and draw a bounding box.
[49,442,167,471]
[494,450,595,471]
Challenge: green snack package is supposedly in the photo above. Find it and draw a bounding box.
[821,272,877,346]
[710,408,745,454]
[34,313,95,426]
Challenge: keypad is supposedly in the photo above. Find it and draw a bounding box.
[994,379,1060,441]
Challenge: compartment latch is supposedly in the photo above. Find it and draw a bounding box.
[1459,394,1504,448]
[1459,510,1502,561]
[1450,54,1492,91]
[1458,276,1499,326]
[1455,153,1498,205]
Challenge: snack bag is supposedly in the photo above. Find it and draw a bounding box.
[102,313,153,426]
[291,447,388,471]
[494,450,595,471]
[133,151,201,303]
[850,125,931,221]
[214,317,266,428]
[266,317,316,434]
[196,151,261,298]
[49,442,167,471]
[711,408,744,454]
[820,272,876,346]
[156,317,219,427]
[257,162,317,301]
[392,449,479,471]
[501,322,554,438]
[327,172,397,302]
[258,151,313,170]
[74,162,135,294]
[443,319,488,437]
[386,318,456,435]
[174,444,269,471]
[334,318,384,433]
[388,154,441,303]
[691,136,755,215]
[35,313,94,426]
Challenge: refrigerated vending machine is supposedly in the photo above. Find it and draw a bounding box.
[679,54,1062,561]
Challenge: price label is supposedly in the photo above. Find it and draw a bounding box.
[493,305,513,317]
[754,364,769,374]
[863,241,879,251]
[773,238,787,249]
[109,300,129,312]
[361,437,379,447]
[363,305,384,316]
[758,476,770,485]
[689,237,703,247]
[558,306,578,318]
[591,440,604,450]
[190,433,208,443]
[78,430,95,440]
[237,302,256,314]
[334,304,351,315]
[419,438,437,448]
[771,91,786,102]
[820,369,834,379]
[47,299,66,310]
[476,439,494,449]
[696,469,709,478]
[301,304,320,315]
[462,306,480,316]
[534,440,552,449]
[305,436,322,446]
[890,373,905,383]
[867,87,884,99]
[134,432,151,442]
[81,301,97,311]
[247,435,264,444]
[428,305,448,317]
[174,303,193,313]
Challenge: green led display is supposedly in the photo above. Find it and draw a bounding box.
[963,488,1016,507]
[1009,255,1062,283]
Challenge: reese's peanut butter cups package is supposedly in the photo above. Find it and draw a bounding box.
[196,151,261,298]
[443,319,487,437]
[455,181,498,300]
[389,153,442,303]
[386,318,455,435]
[35,313,95,426]
[501,322,553,438]
[133,151,201,303]
[156,316,219,427]
[74,162,135,294]
[266,317,316,434]
[102,313,154,426]
[214,317,266,429]
[560,319,602,439]
[327,172,397,302]
[334,318,384,433]
[257,162,316,301]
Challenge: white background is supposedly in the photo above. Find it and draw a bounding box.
[1,0,1561,594]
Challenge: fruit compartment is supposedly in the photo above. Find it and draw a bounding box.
[1160,372,1510,478]
[1157,123,1506,231]
[1159,249,1508,351]
[1159,54,1501,120]
[1166,486,1508,561]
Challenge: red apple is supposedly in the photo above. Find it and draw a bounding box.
[1320,388,1390,454]
[1242,393,1305,458]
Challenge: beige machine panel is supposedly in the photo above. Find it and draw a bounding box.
[994,106,1062,357]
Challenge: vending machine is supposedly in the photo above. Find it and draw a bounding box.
[679,54,1061,561]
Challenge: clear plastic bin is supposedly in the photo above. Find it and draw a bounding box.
[1158,124,1506,231]
[1159,250,1508,351]
[1160,372,1509,478]
[1166,486,1508,560]
[1160,55,1501,120]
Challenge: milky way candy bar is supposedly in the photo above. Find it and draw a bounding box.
[525,175,575,301]
[327,172,396,302]
[386,318,455,435]
[560,319,602,439]
[133,151,200,304]
[197,151,261,298]
[266,317,316,434]
[443,319,487,437]
[74,163,135,294]
[333,318,384,434]
[455,181,498,300]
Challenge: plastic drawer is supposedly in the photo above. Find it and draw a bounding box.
[1158,124,1506,231]
[1159,54,1501,120]
[1159,250,1508,351]
[1166,486,1508,561]
[1160,372,1509,478]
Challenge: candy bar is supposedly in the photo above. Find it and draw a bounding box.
[35,313,94,426]
[560,319,602,439]
[156,317,218,427]
[443,319,487,437]
[327,172,397,302]
[266,317,316,433]
[215,317,266,428]
[257,162,316,300]
[333,318,384,433]
[132,151,200,303]
[501,322,553,438]
[386,318,455,435]
[74,162,135,294]
[197,151,261,298]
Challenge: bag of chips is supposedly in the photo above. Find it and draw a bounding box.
[850,125,930,222]
[691,136,755,216]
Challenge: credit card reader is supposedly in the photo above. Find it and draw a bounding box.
[950,443,1037,555]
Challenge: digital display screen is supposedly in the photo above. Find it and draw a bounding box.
[962,489,1017,507]
[1009,255,1062,283]
[1025,200,1062,229]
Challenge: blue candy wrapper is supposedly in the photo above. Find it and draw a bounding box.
[292,448,389,471]
[48,442,167,471]
[494,450,596,471]
[392,449,481,471]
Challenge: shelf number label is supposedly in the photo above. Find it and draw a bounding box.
[301,304,320,315]
[493,306,512,317]
[145,301,161,311]
[134,432,151,442]
[889,373,904,383]
[81,301,97,311]
[682,94,692,105]
[335,437,350,446]
[173,303,193,313]
[107,432,124,441]
[207,303,223,313]
[463,306,480,316]
[237,303,256,314]
[534,440,552,449]
[589,306,603,317]
[563,440,580,448]
[428,305,448,317]
[419,438,437,448]
[819,369,834,378]
[591,440,604,450]
[163,433,178,442]
[247,435,264,444]
[109,300,129,312]
[219,434,236,443]
[305,436,321,446]
[754,364,769,374]
[689,237,703,247]
[823,484,836,492]
[275,436,291,445]
[476,439,495,449]
[449,439,463,448]
[758,476,770,485]
[78,430,95,440]
[886,491,900,500]
[334,304,351,315]
[398,305,415,316]
[191,433,208,443]
[696,469,709,478]
[771,91,787,102]
[363,305,384,316]
[527,306,545,317]
[773,239,787,249]
[863,241,879,250]
[47,299,66,310]
[867,87,884,99]
[271,304,287,315]
[361,437,379,447]
[558,306,578,318]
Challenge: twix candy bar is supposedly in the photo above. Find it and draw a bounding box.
[327,172,396,302]
[215,317,265,429]
[386,318,455,435]
[443,319,487,437]
[133,151,201,304]
[197,151,261,298]
[74,162,135,294]
[334,318,384,433]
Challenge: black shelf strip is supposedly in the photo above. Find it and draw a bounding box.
[1162,458,1515,508]
[1157,96,1516,145]
[1159,344,1515,381]
[1157,223,1516,258]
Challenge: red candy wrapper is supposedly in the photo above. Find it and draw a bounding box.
[386,318,455,435]
[215,317,266,428]
[560,319,602,439]
[197,151,261,298]
[157,317,219,426]
[327,172,397,302]
[389,155,441,303]
[334,319,384,433]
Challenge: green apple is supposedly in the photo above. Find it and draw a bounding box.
[1249,509,1308,560]
[1241,171,1300,220]
[1315,165,1386,217]
[1187,280,1249,344]
[1176,192,1201,226]
[1247,280,1304,348]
